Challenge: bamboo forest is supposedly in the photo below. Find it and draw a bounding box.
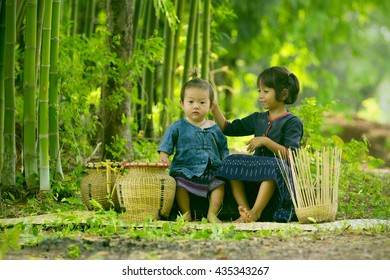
[1,0,389,200]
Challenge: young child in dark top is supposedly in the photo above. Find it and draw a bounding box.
[211,66,303,223]
[159,76,229,223]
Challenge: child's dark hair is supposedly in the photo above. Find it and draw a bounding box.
[257,66,300,104]
[180,72,215,104]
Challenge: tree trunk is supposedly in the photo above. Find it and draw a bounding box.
[101,0,133,161]
[23,0,39,193]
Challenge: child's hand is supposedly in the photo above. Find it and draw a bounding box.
[159,151,170,164]
[246,137,264,153]
[210,101,218,111]
[159,158,169,164]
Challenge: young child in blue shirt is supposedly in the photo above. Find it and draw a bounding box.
[159,76,229,223]
[212,66,303,223]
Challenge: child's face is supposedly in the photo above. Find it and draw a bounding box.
[181,87,211,123]
[258,82,284,110]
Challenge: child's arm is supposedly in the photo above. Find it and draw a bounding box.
[159,151,170,164]
[210,102,227,130]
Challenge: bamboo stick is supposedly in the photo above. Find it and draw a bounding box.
[277,147,342,210]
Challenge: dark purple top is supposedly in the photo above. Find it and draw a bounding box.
[222,111,303,157]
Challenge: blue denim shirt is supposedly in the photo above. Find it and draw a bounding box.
[158,119,229,178]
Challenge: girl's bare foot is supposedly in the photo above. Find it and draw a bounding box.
[238,206,260,222]
[238,206,252,222]
[207,213,222,223]
[233,216,246,223]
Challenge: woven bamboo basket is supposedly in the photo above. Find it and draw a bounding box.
[295,203,338,224]
[116,162,176,222]
[277,148,342,224]
[80,161,122,211]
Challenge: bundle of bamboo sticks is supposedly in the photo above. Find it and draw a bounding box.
[277,147,342,223]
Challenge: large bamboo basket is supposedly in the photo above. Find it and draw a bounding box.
[80,161,122,211]
[277,148,342,224]
[116,162,176,222]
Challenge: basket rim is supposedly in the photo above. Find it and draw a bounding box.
[85,161,122,168]
[121,161,170,168]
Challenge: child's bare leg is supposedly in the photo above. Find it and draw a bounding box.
[207,185,224,223]
[230,180,250,222]
[176,186,192,221]
[246,180,276,222]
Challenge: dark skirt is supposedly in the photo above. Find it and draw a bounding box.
[171,167,225,198]
[215,154,296,222]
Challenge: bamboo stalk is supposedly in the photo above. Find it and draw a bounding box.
[192,0,200,69]
[316,149,320,203]
[49,0,64,180]
[142,0,157,138]
[324,148,330,204]
[71,0,78,37]
[160,0,175,133]
[170,0,184,100]
[2,0,17,188]
[23,0,39,191]
[0,0,7,182]
[16,0,27,33]
[35,0,45,78]
[84,0,95,38]
[319,149,324,205]
[39,0,53,191]
[201,0,210,79]
[181,0,198,85]
[105,160,111,195]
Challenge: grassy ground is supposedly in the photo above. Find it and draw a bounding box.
[0,165,389,260]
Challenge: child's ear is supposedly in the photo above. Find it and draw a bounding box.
[281,88,289,101]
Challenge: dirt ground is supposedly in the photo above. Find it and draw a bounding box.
[3,231,389,260]
[3,217,390,260]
